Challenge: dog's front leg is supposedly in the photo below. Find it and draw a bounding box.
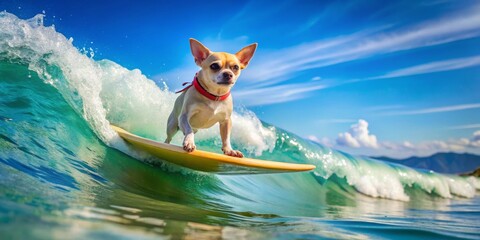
[179,113,196,152]
[220,119,244,158]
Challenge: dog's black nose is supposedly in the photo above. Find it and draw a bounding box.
[223,72,233,80]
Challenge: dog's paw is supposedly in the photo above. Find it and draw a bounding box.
[183,137,196,152]
[223,148,244,158]
[183,142,196,152]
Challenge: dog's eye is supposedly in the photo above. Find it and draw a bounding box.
[233,65,239,71]
[210,63,220,70]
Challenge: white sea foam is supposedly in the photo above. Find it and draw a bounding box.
[307,144,478,201]
[0,12,276,158]
[0,12,117,143]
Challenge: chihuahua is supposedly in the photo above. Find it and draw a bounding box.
[165,38,257,158]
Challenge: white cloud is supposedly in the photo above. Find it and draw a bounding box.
[317,119,357,124]
[242,3,480,85]
[337,132,361,148]
[312,120,480,158]
[473,131,480,139]
[448,123,480,130]
[336,119,379,148]
[308,135,334,147]
[233,82,327,106]
[382,103,480,116]
[472,131,480,147]
[307,135,320,142]
[373,56,480,79]
[154,3,480,107]
[365,105,405,112]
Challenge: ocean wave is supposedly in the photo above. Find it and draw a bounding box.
[1,11,478,203]
[0,11,276,157]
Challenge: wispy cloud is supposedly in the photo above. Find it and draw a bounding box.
[155,3,480,107]
[290,1,357,36]
[243,3,480,85]
[233,82,327,106]
[317,119,358,124]
[373,56,480,79]
[365,105,405,112]
[382,103,480,116]
[449,124,480,130]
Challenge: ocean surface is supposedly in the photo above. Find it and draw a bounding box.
[1,12,479,239]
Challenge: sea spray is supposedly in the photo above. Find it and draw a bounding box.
[0,12,276,158]
[0,11,117,144]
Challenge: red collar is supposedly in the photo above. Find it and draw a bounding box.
[175,74,231,101]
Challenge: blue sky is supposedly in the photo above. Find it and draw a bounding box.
[2,0,480,158]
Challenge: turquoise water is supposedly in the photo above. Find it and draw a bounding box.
[1,12,479,239]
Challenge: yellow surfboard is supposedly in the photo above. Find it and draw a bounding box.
[111,125,316,174]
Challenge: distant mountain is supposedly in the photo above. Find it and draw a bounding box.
[371,152,480,174]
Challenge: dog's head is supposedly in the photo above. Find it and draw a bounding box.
[190,38,257,95]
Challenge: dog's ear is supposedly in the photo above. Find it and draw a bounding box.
[190,38,211,66]
[235,43,257,69]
